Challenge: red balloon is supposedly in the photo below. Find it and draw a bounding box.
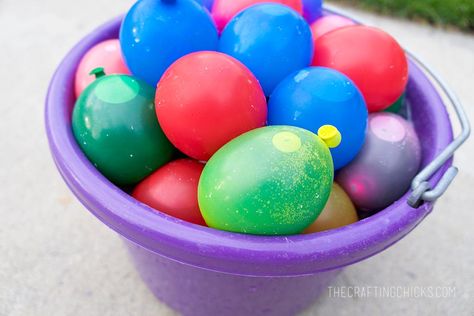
[155,51,267,161]
[313,25,408,112]
[132,159,206,226]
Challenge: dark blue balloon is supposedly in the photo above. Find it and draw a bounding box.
[197,0,214,10]
[218,4,313,96]
[120,0,218,86]
[302,0,323,23]
[268,67,368,169]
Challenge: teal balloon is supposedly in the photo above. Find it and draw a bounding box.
[72,70,174,185]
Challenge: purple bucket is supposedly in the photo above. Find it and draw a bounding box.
[45,16,454,316]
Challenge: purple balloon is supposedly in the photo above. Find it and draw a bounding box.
[302,0,323,23]
[198,0,214,10]
[337,113,421,212]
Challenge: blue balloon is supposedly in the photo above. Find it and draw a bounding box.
[218,4,313,96]
[302,0,323,23]
[268,67,368,169]
[120,0,218,86]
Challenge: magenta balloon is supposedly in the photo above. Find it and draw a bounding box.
[310,15,355,41]
[74,39,129,97]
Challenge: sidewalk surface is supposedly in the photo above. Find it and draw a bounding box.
[0,1,473,315]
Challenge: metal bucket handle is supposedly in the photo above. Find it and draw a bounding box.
[405,53,471,207]
[325,5,471,208]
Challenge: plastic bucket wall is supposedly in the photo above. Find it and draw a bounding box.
[126,240,341,315]
[45,16,453,316]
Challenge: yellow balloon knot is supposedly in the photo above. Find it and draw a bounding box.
[317,125,342,149]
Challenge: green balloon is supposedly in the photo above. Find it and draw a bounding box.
[72,69,174,185]
[198,126,334,236]
[385,93,405,114]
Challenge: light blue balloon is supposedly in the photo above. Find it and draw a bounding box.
[120,0,218,87]
[268,67,368,169]
[218,4,313,96]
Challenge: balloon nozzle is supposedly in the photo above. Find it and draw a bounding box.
[90,67,106,79]
[318,125,342,148]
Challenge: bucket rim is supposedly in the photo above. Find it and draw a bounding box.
[45,14,453,277]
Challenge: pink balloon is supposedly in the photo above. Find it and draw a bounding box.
[74,39,130,97]
[310,15,355,41]
[212,0,303,32]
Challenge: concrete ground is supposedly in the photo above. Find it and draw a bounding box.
[0,1,473,315]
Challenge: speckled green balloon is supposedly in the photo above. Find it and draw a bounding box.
[198,126,334,235]
[72,71,174,186]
